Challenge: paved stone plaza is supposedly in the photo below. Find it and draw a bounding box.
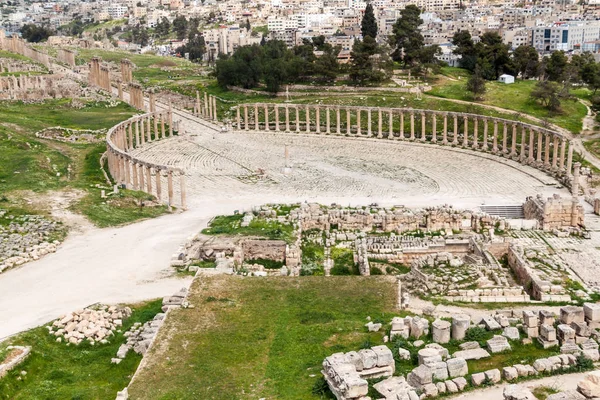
[130,130,568,208]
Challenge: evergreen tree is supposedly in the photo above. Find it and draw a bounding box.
[155,17,170,37]
[245,18,251,31]
[361,3,377,39]
[172,15,188,40]
[388,5,423,66]
[451,30,477,72]
[512,45,539,79]
[349,36,391,84]
[466,65,486,100]
[544,51,568,81]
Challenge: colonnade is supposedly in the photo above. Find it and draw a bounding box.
[235,103,575,179]
[121,59,133,83]
[105,109,185,208]
[194,91,218,121]
[0,30,50,67]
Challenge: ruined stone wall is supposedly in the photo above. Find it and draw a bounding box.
[241,240,286,262]
[57,48,76,68]
[0,31,50,67]
[0,74,81,100]
[524,194,584,231]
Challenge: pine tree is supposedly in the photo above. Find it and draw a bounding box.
[361,3,377,39]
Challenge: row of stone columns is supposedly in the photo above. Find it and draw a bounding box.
[106,110,184,208]
[235,103,574,176]
[194,91,218,121]
[0,32,50,67]
[129,83,145,110]
[121,59,133,84]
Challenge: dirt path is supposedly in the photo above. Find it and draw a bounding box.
[450,371,588,400]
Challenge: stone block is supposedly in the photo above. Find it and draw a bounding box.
[482,316,502,331]
[398,348,411,361]
[539,310,556,326]
[484,368,501,383]
[503,366,518,381]
[432,319,451,344]
[560,306,584,325]
[345,351,364,371]
[502,327,520,340]
[571,321,591,337]
[452,314,471,341]
[459,341,480,350]
[582,348,599,361]
[453,376,467,391]
[504,384,536,400]
[425,343,449,359]
[522,311,538,327]
[366,321,382,332]
[578,378,600,398]
[525,326,539,338]
[557,324,576,343]
[546,391,586,400]
[418,348,441,366]
[372,345,394,369]
[410,317,429,339]
[431,361,448,381]
[447,357,468,378]
[487,335,511,353]
[471,372,485,386]
[436,381,446,394]
[453,348,490,360]
[422,383,438,398]
[584,303,600,322]
[560,342,581,355]
[358,349,377,369]
[406,365,432,388]
[540,324,557,341]
[445,380,458,393]
[372,376,414,400]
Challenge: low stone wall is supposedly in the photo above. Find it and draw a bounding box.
[524,194,584,231]
[0,346,31,379]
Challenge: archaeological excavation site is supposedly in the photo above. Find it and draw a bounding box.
[2,22,600,400]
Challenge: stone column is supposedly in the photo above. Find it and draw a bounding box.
[305,105,311,133]
[510,124,517,157]
[560,139,566,170]
[410,113,415,140]
[135,120,140,146]
[519,126,527,160]
[473,118,479,149]
[566,144,573,176]
[315,106,321,133]
[128,123,133,149]
[377,108,383,138]
[149,92,156,113]
[146,166,152,193]
[236,107,241,130]
[357,109,361,135]
[244,105,249,131]
[285,106,290,132]
[153,116,158,140]
[204,92,209,117]
[212,96,217,121]
[155,169,162,202]
[388,110,394,139]
[528,128,535,162]
[572,162,581,196]
[118,82,123,100]
[124,157,130,187]
[420,112,426,141]
[452,115,458,145]
[168,103,173,136]
[161,114,165,138]
[264,104,269,131]
[536,131,543,163]
[167,170,173,207]
[336,107,341,134]
[462,116,468,147]
[180,173,187,210]
[296,107,300,132]
[492,121,499,153]
[400,112,404,139]
[544,134,551,167]
[275,105,280,131]
[452,315,471,341]
[132,162,139,190]
[482,118,489,149]
[140,119,145,145]
[147,117,152,142]
[346,109,351,134]
[442,114,448,145]
[196,91,201,117]
[138,163,144,190]
[367,108,372,136]
[254,104,259,130]
[326,107,330,134]
[552,137,559,169]
[432,114,437,143]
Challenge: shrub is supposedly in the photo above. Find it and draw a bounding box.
[246,258,284,269]
[575,354,595,371]
[370,267,383,275]
[464,326,488,343]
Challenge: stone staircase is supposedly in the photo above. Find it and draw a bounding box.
[480,205,525,219]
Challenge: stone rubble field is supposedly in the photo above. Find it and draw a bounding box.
[0,210,61,273]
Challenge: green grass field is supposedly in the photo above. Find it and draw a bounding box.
[0,99,169,226]
[128,275,398,400]
[429,70,588,134]
[0,300,162,400]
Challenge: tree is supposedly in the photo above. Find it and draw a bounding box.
[544,51,568,81]
[531,80,561,112]
[172,15,188,40]
[512,45,539,79]
[475,32,512,80]
[388,5,424,66]
[466,65,486,100]
[20,24,53,43]
[155,17,170,37]
[452,30,477,72]
[245,18,251,31]
[349,36,392,84]
[176,35,206,62]
[582,62,600,93]
[361,3,377,39]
